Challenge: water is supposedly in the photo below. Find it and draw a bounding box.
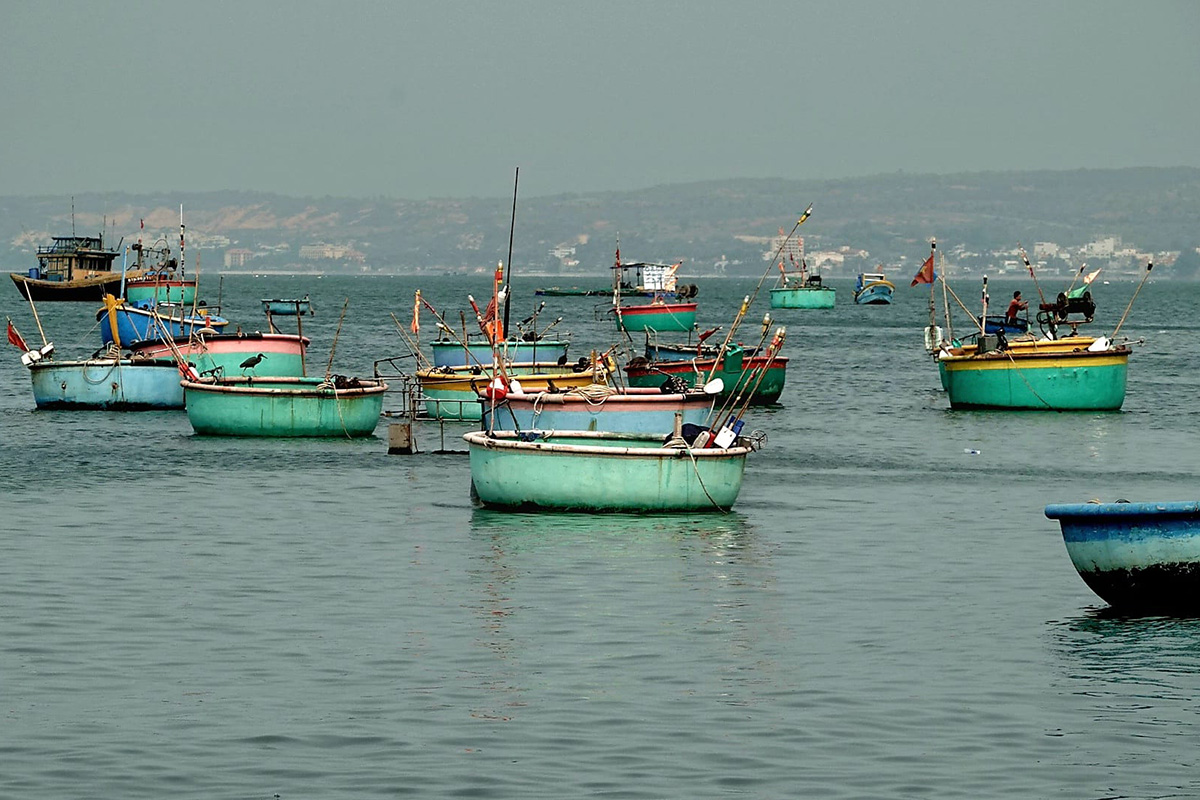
[2,271,1198,798]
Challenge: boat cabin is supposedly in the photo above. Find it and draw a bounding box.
[32,236,119,282]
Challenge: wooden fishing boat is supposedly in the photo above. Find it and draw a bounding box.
[430,337,570,369]
[625,345,788,405]
[128,332,310,378]
[1045,500,1200,612]
[97,296,229,348]
[123,241,195,305]
[770,256,834,309]
[464,430,755,512]
[853,272,895,305]
[181,375,387,437]
[481,385,715,434]
[25,355,184,410]
[612,253,698,333]
[417,362,607,421]
[937,335,1130,410]
[10,235,142,302]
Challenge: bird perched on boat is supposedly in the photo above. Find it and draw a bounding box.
[240,353,267,374]
[557,354,568,366]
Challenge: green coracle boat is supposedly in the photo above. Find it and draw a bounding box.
[182,375,387,436]
[464,430,755,512]
[937,336,1130,410]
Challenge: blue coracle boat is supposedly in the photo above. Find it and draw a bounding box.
[1045,501,1200,612]
[27,357,184,409]
[97,296,229,348]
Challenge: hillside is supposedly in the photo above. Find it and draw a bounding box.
[3,167,1198,278]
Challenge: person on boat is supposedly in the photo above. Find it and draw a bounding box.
[1005,291,1028,324]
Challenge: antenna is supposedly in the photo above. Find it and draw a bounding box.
[502,167,519,340]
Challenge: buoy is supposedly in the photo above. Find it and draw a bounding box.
[482,377,508,400]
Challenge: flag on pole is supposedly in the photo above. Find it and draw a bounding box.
[410,290,421,335]
[1082,268,1102,285]
[6,317,28,351]
[910,253,936,286]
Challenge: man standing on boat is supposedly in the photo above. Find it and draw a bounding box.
[1006,291,1028,324]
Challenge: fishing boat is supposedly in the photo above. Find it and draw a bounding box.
[7,307,183,410]
[481,385,716,434]
[464,430,756,512]
[96,295,229,348]
[10,234,139,302]
[181,375,387,437]
[626,331,788,405]
[1045,500,1200,613]
[770,257,834,309]
[26,356,184,410]
[611,252,698,333]
[123,239,196,305]
[417,361,607,421]
[937,335,1130,410]
[128,332,310,378]
[262,295,312,316]
[430,337,570,368]
[853,272,895,305]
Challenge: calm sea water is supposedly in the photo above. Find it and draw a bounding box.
[2,270,1198,799]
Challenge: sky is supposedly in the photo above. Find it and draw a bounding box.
[2,0,1198,200]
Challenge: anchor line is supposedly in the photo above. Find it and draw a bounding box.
[1001,350,1059,412]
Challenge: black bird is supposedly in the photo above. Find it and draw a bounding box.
[557,354,568,366]
[240,353,267,373]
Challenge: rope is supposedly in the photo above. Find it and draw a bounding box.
[1001,350,1058,411]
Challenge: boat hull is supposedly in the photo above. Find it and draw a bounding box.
[854,282,894,305]
[465,431,750,512]
[1045,501,1200,612]
[770,287,835,309]
[28,359,184,409]
[99,304,229,348]
[124,279,197,305]
[615,302,697,332]
[418,365,605,421]
[430,339,570,368]
[182,376,386,437]
[482,387,714,434]
[625,354,788,405]
[11,271,145,302]
[940,348,1129,410]
[129,333,309,378]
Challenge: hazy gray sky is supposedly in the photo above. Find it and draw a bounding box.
[3,0,1198,199]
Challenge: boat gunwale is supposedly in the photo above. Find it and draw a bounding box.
[181,377,388,397]
[1045,501,1200,521]
[464,430,752,459]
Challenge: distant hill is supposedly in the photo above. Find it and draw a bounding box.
[2,167,1198,278]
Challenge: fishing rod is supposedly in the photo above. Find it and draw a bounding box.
[388,313,432,370]
[710,327,786,448]
[1064,262,1088,296]
[1111,261,1153,339]
[703,205,812,383]
[1019,245,1049,307]
[979,276,990,343]
[703,312,775,431]
[414,295,487,369]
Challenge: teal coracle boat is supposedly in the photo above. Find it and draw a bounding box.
[938,336,1131,410]
[481,386,715,434]
[770,283,836,309]
[182,375,387,436]
[27,356,184,409]
[464,430,755,512]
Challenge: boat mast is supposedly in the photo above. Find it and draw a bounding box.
[501,167,518,342]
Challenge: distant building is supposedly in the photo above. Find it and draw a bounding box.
[299,243,366,262]
[763,234,804,263]
[1033,242,1061,260]
[224,248,255,268]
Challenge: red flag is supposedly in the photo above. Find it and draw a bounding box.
[7,318,28,351]
[483,295,497,323]
[910,254,936,287]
